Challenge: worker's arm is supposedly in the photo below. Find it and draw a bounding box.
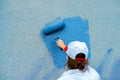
[56,39,66,50]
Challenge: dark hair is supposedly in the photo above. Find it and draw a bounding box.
[66,53,88,72]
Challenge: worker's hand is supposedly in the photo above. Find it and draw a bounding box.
[56,39,66,49]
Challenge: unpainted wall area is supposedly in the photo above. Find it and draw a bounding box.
[0,0,120,80]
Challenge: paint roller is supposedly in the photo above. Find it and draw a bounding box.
[42,17,65,35]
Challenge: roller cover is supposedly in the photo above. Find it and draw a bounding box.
[43,17,65,35]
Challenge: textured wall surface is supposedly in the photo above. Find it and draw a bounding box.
[0,0,120,80]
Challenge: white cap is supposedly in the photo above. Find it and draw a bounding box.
[66,41,88,60]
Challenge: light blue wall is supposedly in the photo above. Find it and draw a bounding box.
[0,0,120,80]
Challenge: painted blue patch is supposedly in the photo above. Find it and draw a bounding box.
[96,48,113,80]
[109,58,120,80]
[41,16,90,68]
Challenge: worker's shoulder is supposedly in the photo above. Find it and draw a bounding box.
[88,66,101,80]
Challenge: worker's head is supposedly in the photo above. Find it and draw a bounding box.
[65,41,89,71]
[66,53,88,72]
[66,41,89,60]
